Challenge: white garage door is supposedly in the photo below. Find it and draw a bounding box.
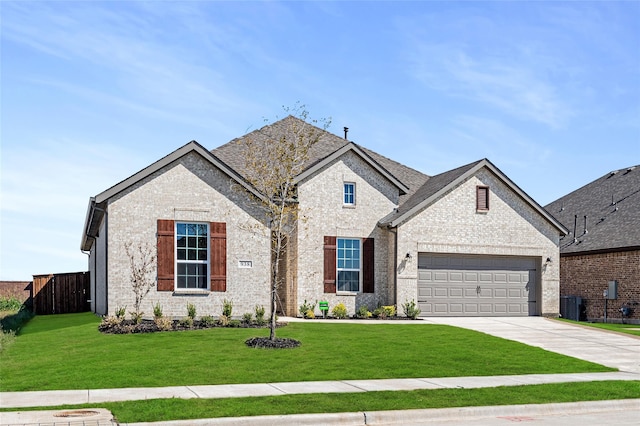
[418,254,537,317]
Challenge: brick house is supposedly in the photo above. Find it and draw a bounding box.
[545,165,640,323]
[82,116,566,318]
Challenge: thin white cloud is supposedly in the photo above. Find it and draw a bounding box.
[405,41,573,128]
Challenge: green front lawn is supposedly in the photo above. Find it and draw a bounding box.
[0,313,614,392]
[557,318,640,337]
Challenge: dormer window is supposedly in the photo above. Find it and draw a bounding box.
[344,182,355,206]
[477,185,490,212]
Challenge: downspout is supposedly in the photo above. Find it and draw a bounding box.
[81,247,93,313]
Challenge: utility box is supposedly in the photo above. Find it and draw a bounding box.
[560,296,583,321]
[607,280,618,300]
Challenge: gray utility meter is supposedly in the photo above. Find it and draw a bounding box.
[606,280,618,300]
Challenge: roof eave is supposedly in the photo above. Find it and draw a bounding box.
[294,142,410,194]
[386,159,569,235]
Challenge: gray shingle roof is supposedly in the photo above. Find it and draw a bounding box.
[212,116,430,204]
[380,159,483,225]
[545,165,640,254]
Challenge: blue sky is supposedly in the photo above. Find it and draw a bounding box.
[1,1,638,281]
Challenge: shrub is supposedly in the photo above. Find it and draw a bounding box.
[0,297,23,312]
[186,303,197,319]
[304,309,315,319]
[355,305,372,319]
[254,305,266,326]
[129,311,143,324]
[299,300,316,318]
[114,306,126,319]
[154,317,173,331]
[373,305,395,319]
[222,299,233,318]
[242,312,253,324]
[153,302,163,319]
[228,320,241,328]
[402,299,421,319]
[332,303,348,319]
[200,315,216,327]
[218,315,229,327]
[179,317,194,328]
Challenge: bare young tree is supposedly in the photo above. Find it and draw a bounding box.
[243,105,330,340]
[124,241,157,320]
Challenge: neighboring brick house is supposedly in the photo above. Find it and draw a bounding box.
[82,116,567,318]
[545,165,640,323]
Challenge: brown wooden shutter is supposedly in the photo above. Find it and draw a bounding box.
[362,238,374,293]
[477,186,489,211]
[210,222,227,292]
[157,219,175,291]
[323,236,337,293]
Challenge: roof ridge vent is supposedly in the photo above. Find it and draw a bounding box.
[624,166,636,174]
[609,170,619,177]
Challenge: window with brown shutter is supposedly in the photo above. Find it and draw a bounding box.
[157,220,227,292]
[157,219,175,291]
[323,236,337,293]
[477,185,490,211]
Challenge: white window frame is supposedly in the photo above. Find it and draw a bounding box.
[343,182,356,206]
[175,222,210,291]
[336,238,361,293]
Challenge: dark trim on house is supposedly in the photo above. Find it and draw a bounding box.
[560,245,640,257]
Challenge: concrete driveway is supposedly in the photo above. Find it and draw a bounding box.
[422,317,640,373]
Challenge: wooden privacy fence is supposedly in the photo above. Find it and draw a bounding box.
[32,272,90,315]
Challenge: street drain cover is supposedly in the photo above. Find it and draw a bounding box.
[55,410,100,417]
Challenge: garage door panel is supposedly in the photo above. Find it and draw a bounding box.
[433,288,448,297]
[418,271,432,281]
[494,288,507,298]
[434,272,448,282]
[449,271,463,281]
[493,273,507,283]
[449,288,463,297]
[417,254,536,317]
[464,272,478,282]
[479,273,493,282]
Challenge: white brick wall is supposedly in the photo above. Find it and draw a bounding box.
[295,151,398,316]
[395,169,560,316]
[104,152,271,318]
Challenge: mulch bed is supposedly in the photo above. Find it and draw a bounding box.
[98,319,285,334]
[245,336,301,349]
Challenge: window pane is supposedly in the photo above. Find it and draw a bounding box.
[198,249,207,261]
[197,224,208,236]
[338,271,359,292]
[187,249,197,260]
[197,237,207,249]
[177,276,186,288]
[177,223,186,235]
[177,248,186,260]
[177,236,186,248]
[188,237,197,248]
